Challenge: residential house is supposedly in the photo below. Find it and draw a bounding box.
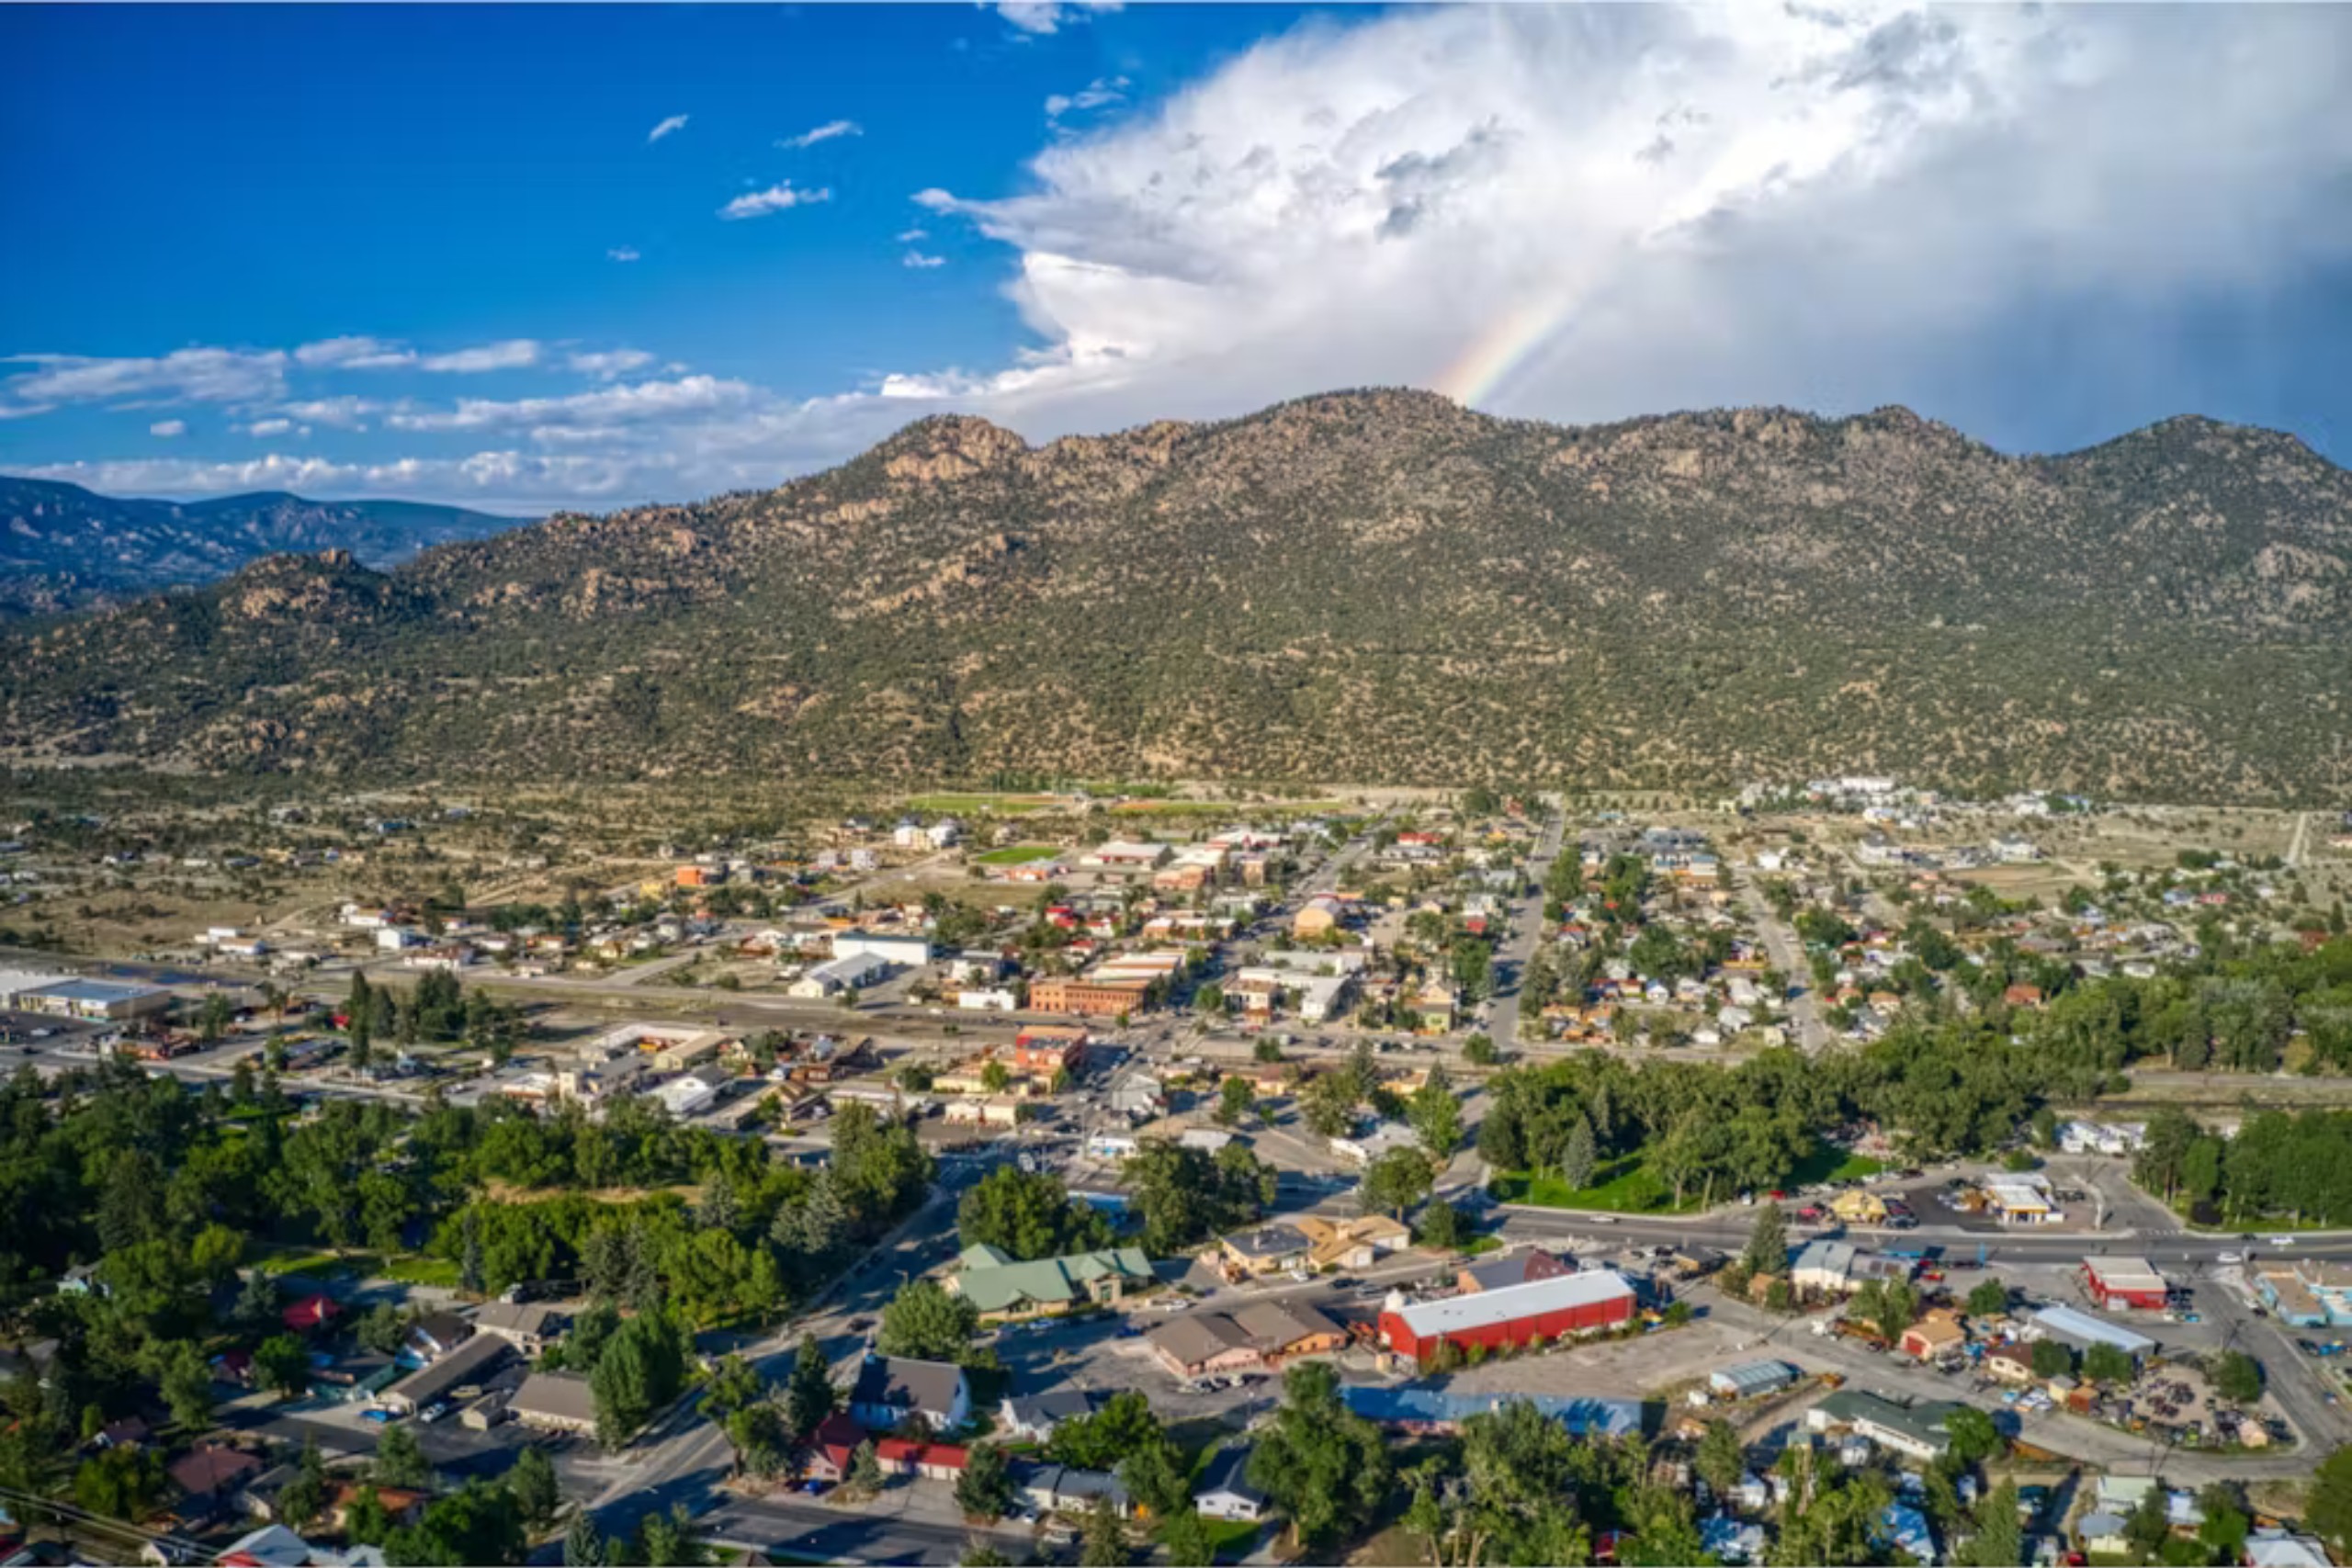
[1297,1213,1412,1272]
[876,1438,969,1482]
[1105,1068,1168,1122]
[1458,1247,1570,1295]
[999,1390,1110,1445]
[379,1334,511,1416]
[1193,1446,1269,1524]
[1899,1309,1968,1362]
[1012,1461,1136,1519]
[1293,897,1343,940]
[1791,1241,1912,1299]
[472,1302,570,1357]
[1804,1390,1962,1461]
[1217,1224,1315,1278]
[1330,1120,1420,1167]
[405,1313,474,1363]
[848,1355,972,1433]
[171,1443,266,1503]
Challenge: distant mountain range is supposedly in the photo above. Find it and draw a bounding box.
[0,477,528,616]
[4,390,2348,801]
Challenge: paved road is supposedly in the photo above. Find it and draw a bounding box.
[1487,806,1565,1048]
[1727,861,1830,1052]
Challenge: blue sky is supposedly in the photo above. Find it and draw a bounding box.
[5,3,2350,512]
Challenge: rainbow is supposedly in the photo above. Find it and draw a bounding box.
[1433,290,1575,408]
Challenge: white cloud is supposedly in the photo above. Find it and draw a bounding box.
[607,247,641,263]
[149,419,187,438]
[243,418,295,437]
[384,374,757,434]
[648,114,689,144]
[989,2,1120,38]
[1046,75,1127,125]
[903,251,947,269]
[279,397,380,430]
[568,348,659,379]
[1,346,288,408]
[293,335,416,369]
[897,227,930,243]
[778,119,863,152]
[417,340,542,373]
[719,183,832,220]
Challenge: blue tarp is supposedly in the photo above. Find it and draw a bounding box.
[1341,1385,1643,1438]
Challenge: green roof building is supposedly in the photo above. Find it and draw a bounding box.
[950,1244,1156,1317]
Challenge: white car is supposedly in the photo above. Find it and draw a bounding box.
[2270,1235,2299,1248]
[2217,1250,2244,1265]
[418,1401,451,1424]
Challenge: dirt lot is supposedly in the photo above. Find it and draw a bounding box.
[1440,1317,1761,1401]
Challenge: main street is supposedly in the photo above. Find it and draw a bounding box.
[1484,805,1566,1048]
[1727,859,1831,1051]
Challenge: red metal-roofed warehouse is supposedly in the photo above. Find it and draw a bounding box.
[1380,1269,1637,1363]
[2083,1257,2168,1311]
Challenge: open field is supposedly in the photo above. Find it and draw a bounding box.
[970,843,1063,866]
[1492,1155,1700,1213]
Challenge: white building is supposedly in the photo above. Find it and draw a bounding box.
[789,952,889,998]
[832,931,931,968]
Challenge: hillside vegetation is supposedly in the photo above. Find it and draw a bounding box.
[4,390,2348,800]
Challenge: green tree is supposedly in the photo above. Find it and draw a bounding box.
[637,1502,707,1567]
[1159,1508,1215,1567]
[278,1436,331,1529]
[375,1423,432,1489]
[1247,1362,1390,1548]
[1216,1075,1255,1127]
[1743,1201,1789,1277]
[846,1438,885,1499]
[877,1278,982,1364]
[1360,1147,1433,1220]
[1560,1115,1598,1190]
[785,1336,839,1438]
[565,1513,605,1566]
[158,1341,214,1431]
[1079,1495,1130,1568]
[1417,1199,1464,1251]
[1408,1062,1463,1158]
[73,1446,166,1521]
[1048,1391,1163,1471]
[2198,1483,2251,1560]
[1962,1481,2025,1568]
[2030,1337,2074,1379]
[957,1165,1113,1261]
[1463,1033,1497,1066]
[955,1442,1014,1520]
[2212,1349,2265,1404]
[1118,1438,1193,1520]
[2124,1485,2170,1561]
[1696,1419,1747,1497]
[254,1333,311,1398]
[1942,1405,2003,1465]
[510,1446,560,1533]
[2311,1446,2352,1557]
[1964,1279,2011,1318]
[2083,1341,2136,1386]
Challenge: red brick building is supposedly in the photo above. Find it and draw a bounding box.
[1012,1024,1090,1075]
[1026,976,1150,1018]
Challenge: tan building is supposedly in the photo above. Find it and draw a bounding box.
[1026,976,1152,1018]
[1292,897,1342,940]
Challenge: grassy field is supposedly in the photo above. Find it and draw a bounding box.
[1784,1142,1888,1187]
[254,1244,461,1290]
[971,843,1063,865]
[907,792,1062,814]
[1491,1155,1699,1213]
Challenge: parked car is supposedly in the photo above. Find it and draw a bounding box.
[361,1408,397,1425]
[418,1401,451,1424]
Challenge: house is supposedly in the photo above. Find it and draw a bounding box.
[2245,1529,2334,1568]
[1829,1190,1888,1224]
[1459,1247,1570,1295]
[2075,1513,2132,1558]
[1379,1270,1637,1364]
[999,1390,1110,1444]
[2082,1257,2168,1311]
[848,1355,972,1433]
[379,1334,511,1416]
[1292,897,1343,940]
[1982,1346,2036,1385]
[1296,1213,1412,1272]
[215,1524,326,1568]
[803,1412,870,1483]
[949,1244,1156,1319]
[1804,1390,1963,1461]
[1898,1309,1968,1362]
[1218,1224,1315,1278]
[170,1443,266,1500]
[1193,1446,1269,1523]
[405,1312,474,1362]
[876,1438,970,1482]
[1012,1461,1136,1519]
[472,1301,570,1357]
[1330,1119,1419,1167]
[1148,1314,1261,1381]
[1105,1069,1167,1122]
[1230,1301,1347,1361]
[510,1371,599,1436]
[1791,1240,1912,1298]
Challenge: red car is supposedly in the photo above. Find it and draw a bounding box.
[1797,1206,1826,1223]
[1768,1190,1788,1201]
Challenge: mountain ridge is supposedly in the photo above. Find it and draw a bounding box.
[0,476,530,617]
[5,389,2347,801]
